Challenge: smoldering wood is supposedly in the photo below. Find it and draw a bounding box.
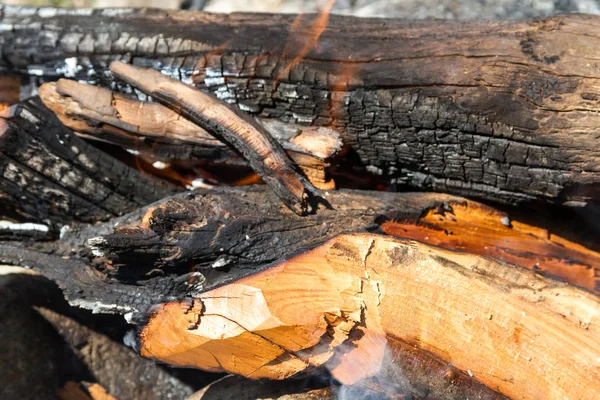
[2,186,599,398]
[1,7,600,206]
[0,187,451,317]
[0,186,597,320]
[39,80,340,189]
[0,98,178,226]
[109,61,321,215]
[138,233,600,398]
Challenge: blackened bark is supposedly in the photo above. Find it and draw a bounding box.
[0,97,178,226]
[3,185,598,323]
[1,7,599,205]
[0,187,460,319]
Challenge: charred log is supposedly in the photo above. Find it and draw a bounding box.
[0,98,177,227]
[0,186,597,319]
[1,8,600,205]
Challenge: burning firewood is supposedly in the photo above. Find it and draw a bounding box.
[1,186,599,398]
[108,61,322,215]
[139,232,600,399]
[0,98,178,226]
[1,6,600,399]
[39,79,340,190]
[2,8,600,206]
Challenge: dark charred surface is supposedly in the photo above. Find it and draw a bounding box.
[1,7,600,205]
[0,271,215,400]
[0,97,178,226]
[2,185,597,322]
[0,187,460,319]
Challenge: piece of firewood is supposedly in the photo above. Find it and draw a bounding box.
[139,232,600,399]
[0,98,177,226]
[39,81,340,190]
[379,200,600,294]
[1,186,598,397]
[109,61,321,215]
[1,186,596,319]
[86,187,600,296]
[2,8,600,206]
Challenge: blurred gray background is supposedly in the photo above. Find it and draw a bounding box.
[2,0,600,20]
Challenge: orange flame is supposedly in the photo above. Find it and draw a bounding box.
[130,153,198,188]
[275,0,336,85]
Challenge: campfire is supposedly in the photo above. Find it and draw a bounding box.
[1,4,599,400]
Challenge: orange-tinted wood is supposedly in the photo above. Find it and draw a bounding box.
[139,233,600,399]
[380,200,600,294]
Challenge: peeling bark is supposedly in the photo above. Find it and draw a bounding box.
[40,80,340,190]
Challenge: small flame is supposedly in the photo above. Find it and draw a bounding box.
[275,0,337,85]
[329,62,360,126]
[230,172,262,186]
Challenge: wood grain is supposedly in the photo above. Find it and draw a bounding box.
[140,233,600,399]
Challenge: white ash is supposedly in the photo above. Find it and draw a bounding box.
[87,237,107,257]
[186,178,214,190]
[59,225,71,240]
[0,221,49,233]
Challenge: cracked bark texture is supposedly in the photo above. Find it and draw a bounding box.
[0,188,466,318]
[1,7,600,205]
[2,186,598,321]
[0,97,177,226]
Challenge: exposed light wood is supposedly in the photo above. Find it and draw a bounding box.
[139,233,600,399]
[380,199,600,294]
[109,61,321,215]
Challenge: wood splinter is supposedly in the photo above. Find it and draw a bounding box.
[109,61,321,215]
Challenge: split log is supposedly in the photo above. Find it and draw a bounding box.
[2,8,600,205]
[0,97,178,226]
[139,232,600,400]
